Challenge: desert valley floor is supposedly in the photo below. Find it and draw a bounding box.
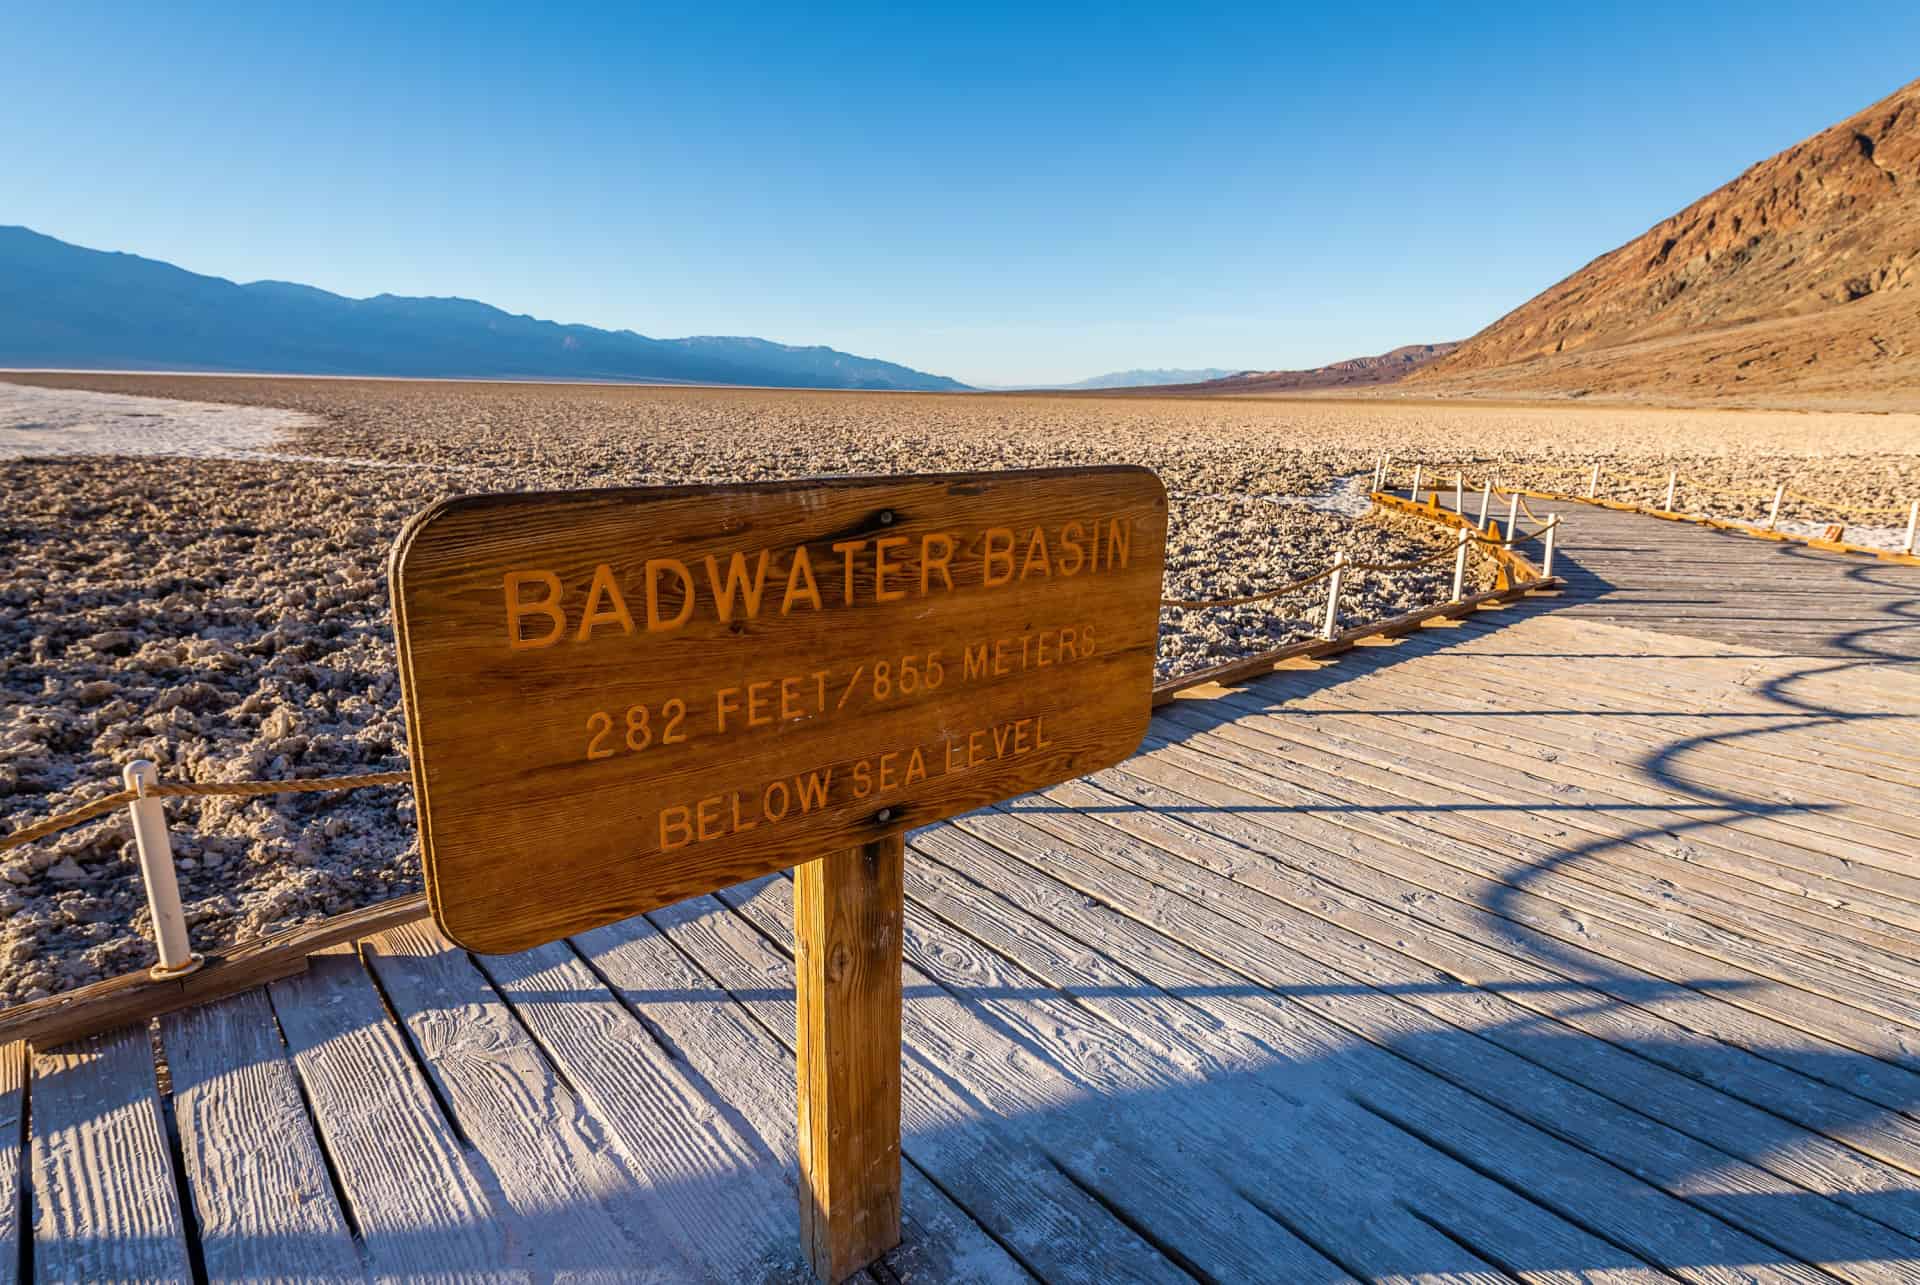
[1,373,1916,1002]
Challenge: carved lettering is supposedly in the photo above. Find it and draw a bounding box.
[504,570,566,650]
[576,564,635,642]
[645,559,695,632]
[704,549,773,623]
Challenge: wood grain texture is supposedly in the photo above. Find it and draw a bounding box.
[0,1042,24,1279]
[793,837,904,1283]
[1539,502,1920,659]
[1012,764,1920,1183]
[646,890,1185,1284]
[952,788,1920,1272]
[898,828,1672,1282]
[916,817,1829,1281]
[266,946,514,1280]
[570,910,1031,1283]
[390,469,1167,952]
[984,769,1920,1243]
[157,991,362,1282]
[363,919,694,1282]
[28,1027,192,1284]
[468,937,813,1281]
[1145,707,1920,1051]
[719,875,1380,1283]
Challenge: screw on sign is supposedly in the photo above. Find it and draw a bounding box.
[390,468,1169,1283]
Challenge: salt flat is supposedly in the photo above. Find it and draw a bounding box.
[0,382,314,460]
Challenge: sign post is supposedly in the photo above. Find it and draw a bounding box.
[390,468,1167,1282]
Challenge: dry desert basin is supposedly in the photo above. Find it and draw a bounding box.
[2,371,1917,1003]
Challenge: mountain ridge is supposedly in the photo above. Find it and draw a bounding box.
[1096,342,1459,395]
[0,227,971,392]
[1406,77,1919,405]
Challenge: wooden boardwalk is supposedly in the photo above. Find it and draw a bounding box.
[1536,500,1920,660]
[7,509,1920,1282]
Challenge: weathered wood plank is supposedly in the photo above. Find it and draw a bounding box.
[912,815,1895,1280]
[1308,633,1920,837]
[29,1026,192,1283]
[895,832,1674,1281]
[569,912,1033,1283]
[266,945,514,1280]
[1332,632,1920,824]
[1155,699,1920,1038]
[468,936,815,1282]
[362,920,694,1282]
[1137,718,1920,1053]
[1007,769,1920,1184]
[1305,645,1920,856]
[722,875,1513,1283]
[0,1042,26,1279]
[1283,669,1920,938]
[1120,719,1920,1085]
[1091,736,1920,1122]
[1195,682,1920,966]
[1451,606,1920,695]
[644,890,1190,1284]
[950,792,1920,1251]
[1370,609,1920,762]
[158,991,362,1282]
[1543,524,1920,657]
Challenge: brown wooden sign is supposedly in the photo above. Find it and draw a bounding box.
[390,468,1168,955]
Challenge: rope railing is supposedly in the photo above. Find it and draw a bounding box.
[0,770,410,857]
[1163,519,1556,610]
[1373,452,1919,557]
[1,765,411,982]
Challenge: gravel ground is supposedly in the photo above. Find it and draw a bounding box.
[0,379,1493,1005]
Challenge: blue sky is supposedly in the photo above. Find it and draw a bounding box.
[9,2,1917,387]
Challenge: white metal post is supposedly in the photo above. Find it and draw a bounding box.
[124,760,201,979]
[1379,453,1391,491]
[1505,493,1519,539]
[1476,480,1492,529]
[1451,526,1470,603]
[1453,472,1464,513]
[1322,550,1345,641]
[1587,463,1600,499]
[1664,470,1677,512]
[1409,463,1422,504]
[1904,499,1917,556]
[1768,483,1784,530]
[1543,516,1558,578]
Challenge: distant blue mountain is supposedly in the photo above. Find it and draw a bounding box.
[0,226,971,392]
[1052,368,1241,389]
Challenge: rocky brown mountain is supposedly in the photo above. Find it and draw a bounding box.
[1116,343,1459,395]
[1408,78,1918,406]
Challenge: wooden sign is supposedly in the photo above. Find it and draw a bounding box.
[389,468,1168,954]
[393,467,1165,1281]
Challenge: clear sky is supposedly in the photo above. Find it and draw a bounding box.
[9,2,1917,387]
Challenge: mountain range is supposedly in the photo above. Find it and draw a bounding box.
[1109,344,1460,395]
[1047,368,1240,390]
[0,227,969,392]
